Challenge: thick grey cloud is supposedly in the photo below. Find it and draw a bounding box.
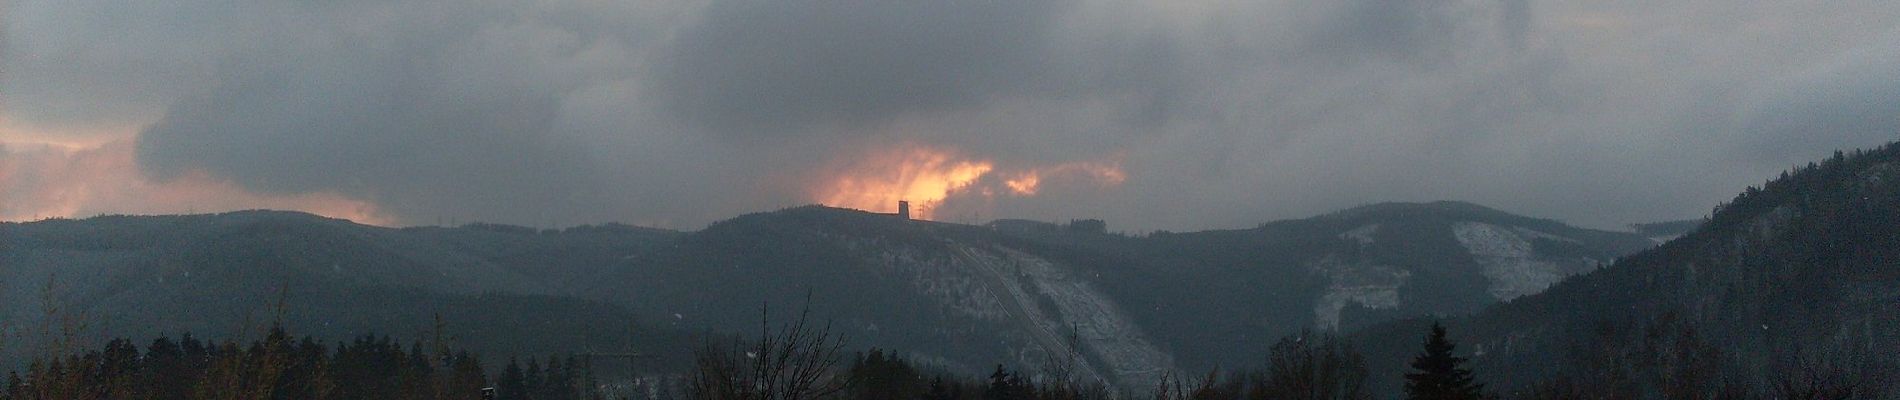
[121,0,642,225]
[1735,31,1900,168]
[649,0,1067,135]
[1,1,233,124]
[4,0,1899,230]
[1301,1,1472,66]
[646,0,1193,166]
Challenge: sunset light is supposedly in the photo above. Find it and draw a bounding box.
[1003,160,1127,196]
[0,139,392,225]
[816,145,994,220]
[814,144,1127,220]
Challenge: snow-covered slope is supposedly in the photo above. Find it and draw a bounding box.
[1295,203,1653,330]
[1451,222,1602,300]
[838,232,1176,386]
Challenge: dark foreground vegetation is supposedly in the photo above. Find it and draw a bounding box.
[8,309,1887,400]
[2,327,488,400]
[0,312,1435,400]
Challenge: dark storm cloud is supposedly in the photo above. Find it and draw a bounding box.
[645,0,1199,175]
[0,1,233,124]
[1301,0,1468,66]
[5,0,1900,230]
[125,0,665,225]
[1735,33,1900,167]
[650,0,1068,135]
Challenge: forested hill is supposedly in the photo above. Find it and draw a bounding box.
[1356,143,1900,397]
[0,199,1653,385]
[0,212,696,370]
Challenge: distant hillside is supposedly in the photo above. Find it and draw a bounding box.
[979,200,1654,372]
[577,200,1651,386]
[0,211,694,369]
[1631,218,1704,243]
[1356,143,1900,397]
[0,200,1652,387]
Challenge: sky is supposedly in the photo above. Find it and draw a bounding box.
[2,0,1898,232]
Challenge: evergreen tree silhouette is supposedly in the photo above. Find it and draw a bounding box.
[525,357,545,398]
[924,376,959,400]
[984,365,1031,400]
[1404,322,1483,400]
[451,351,490,399]
[145,336,190,400]
[499,358,528,400]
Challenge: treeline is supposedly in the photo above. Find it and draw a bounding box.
[807,335,1386,400]
[1507,312,1895,400]
[9,315,1889,399]
[0,310,1481,400]
[2,327,488,400]
[666,305,1481,400]
[672,309,1890,400]
[494,356,596,400]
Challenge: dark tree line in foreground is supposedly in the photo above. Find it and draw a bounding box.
[1,326,488,400]
[674,303,1891,400]
[0,311,1470,400]
[676,310,1483,400]
[3,315,1886,399]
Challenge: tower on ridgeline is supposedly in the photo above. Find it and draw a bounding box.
[897,200,910,220]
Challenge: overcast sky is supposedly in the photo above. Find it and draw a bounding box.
[3,0,1897,231]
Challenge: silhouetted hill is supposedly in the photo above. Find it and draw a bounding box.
[1356,143,1900,397]
[0,201,1653,387]
[977,201,1653,371]
[578,201,1651,385]
[1631,218,1704,243]
[0,211,693,370]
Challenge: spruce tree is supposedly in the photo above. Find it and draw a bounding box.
[1404,322,1483,400]
[525,358,545,397]
[452,351,489,399]
[984,365,1030,400]
[499,358,527,400]
[985,365,1012,400]
[925,376,959,400]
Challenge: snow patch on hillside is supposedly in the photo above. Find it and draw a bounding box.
[960,246,1177,388]
[1453,222,1573,300]
[1309,255,1408,330]
[859,239,1174,388]
[876,247,1012,321]
[1340,224,1380,246]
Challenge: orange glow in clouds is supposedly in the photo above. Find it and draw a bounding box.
[817,145,995,220]
[815,144,1126,220]
[1003,161,1127,196]
[0,139,391,225]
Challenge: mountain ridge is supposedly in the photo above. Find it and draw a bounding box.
[0,200,1657,387]
[1353,143,1900,397]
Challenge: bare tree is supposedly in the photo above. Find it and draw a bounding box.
[1257,330,1369,400]
[1150,370,1232,400]
[688,301,850,400]
[1038,324,1092,398]
[1769,347,1892,400]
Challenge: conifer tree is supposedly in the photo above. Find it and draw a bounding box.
[526,357,545,398]
[1404,322,1483,400]
[5,371,21,399]
[925,376,959,400]
[146,336,190,400]
[500,358,528,400]
[983,365,1031,400]
[451,351,490,399]
[0,329,489,400]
